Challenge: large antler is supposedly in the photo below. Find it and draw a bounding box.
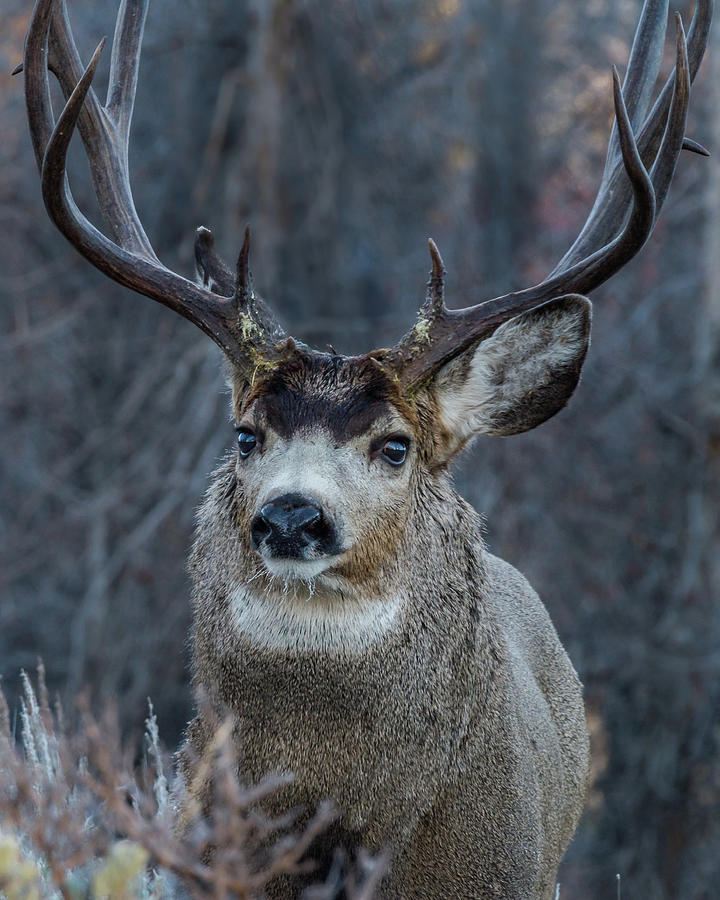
[20,0,712,393]
[19,0,289,374]
[385,0,712,390]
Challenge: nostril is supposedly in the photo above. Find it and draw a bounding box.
[302,513,326,542]
[260,503,283,527]
[250,512,272,547]
[293,506,322,534]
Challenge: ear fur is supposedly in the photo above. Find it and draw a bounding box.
[431,294,591,446]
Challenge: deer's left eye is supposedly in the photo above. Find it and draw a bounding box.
[237,430,257,457]
[380,438,408,466]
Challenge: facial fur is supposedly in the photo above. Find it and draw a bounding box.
[216,298,589,655]
[230,354,424,597]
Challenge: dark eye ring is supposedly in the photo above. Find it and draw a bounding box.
[381,438,408,466]
[237,429,257,458]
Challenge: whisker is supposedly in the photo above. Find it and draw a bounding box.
[245,569,264,585]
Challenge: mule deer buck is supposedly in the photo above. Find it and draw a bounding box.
[19,0,711,895]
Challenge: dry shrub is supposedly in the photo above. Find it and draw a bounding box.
[0,667,387,899]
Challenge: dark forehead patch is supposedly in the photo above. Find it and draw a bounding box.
[248,355,401,442]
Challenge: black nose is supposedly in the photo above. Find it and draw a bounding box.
[251,492,335,559]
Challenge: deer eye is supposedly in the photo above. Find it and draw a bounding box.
[237,430,257,458]
[380,438,408,466]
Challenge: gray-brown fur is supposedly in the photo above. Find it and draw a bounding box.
[179,334,590,899]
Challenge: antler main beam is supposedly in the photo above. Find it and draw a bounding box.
[388,0,711,390]
[20,0,287,372]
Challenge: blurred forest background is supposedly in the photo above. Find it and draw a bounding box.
[0,0,718,896]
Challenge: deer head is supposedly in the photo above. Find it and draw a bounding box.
[19,0,711,591]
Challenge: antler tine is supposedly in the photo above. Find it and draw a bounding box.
[683,137,710,155]
[237,225,253,307]
[623,0,668,122]
[195,226,235,295]
[233,224,283,337]
[603,0,668,175]
[23,0,55,171]
[41,0,155,257]
[564,66,656,287]
[633,0,710,165]
[649,15,691,212]
[554,0,711,272]
[106,0,146,137]
[426,239,445,314]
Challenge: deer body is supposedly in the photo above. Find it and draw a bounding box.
[183,470,588,899]
[20,0,710,896]
[178,354,590,898]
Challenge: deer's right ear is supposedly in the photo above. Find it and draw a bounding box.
[430,295,591,448]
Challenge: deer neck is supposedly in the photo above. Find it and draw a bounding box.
[189,462,499,835]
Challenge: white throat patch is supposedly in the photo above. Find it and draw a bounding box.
[228,582,404,654]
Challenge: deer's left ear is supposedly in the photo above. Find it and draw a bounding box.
[430,295,591,446]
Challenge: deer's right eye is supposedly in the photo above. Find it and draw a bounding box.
[237,430,257,457]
